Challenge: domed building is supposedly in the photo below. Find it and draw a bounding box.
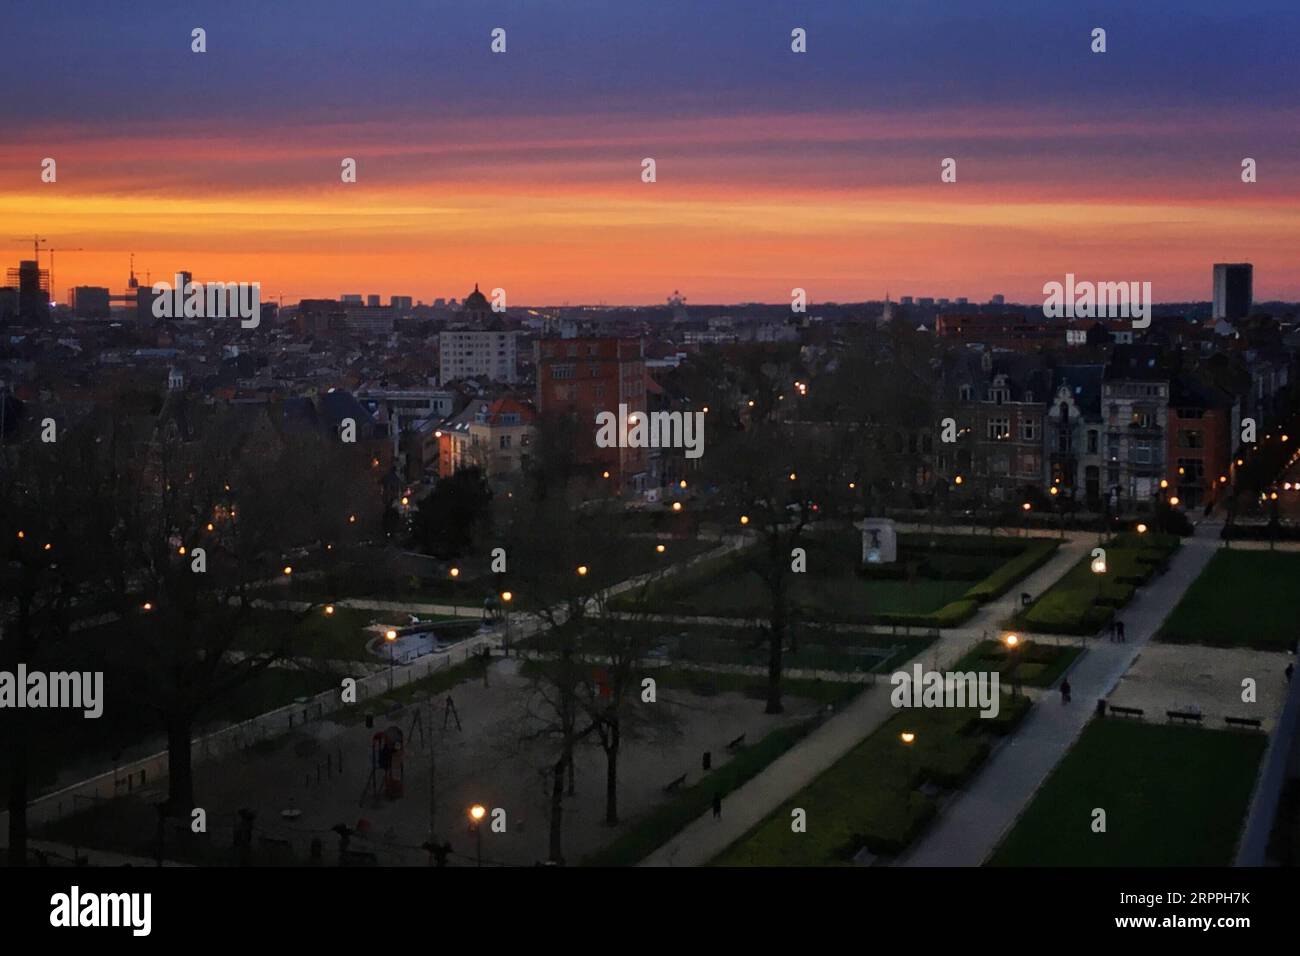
[460,283,491,323]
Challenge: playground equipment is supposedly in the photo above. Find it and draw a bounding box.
[362,726,405,802]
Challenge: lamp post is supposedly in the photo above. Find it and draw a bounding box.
[1091,549,1107,637]
[900,731,916,786]
[1003,634,1022,697]
[385,629,398,691]
[500,591,513,657]
[469,804,486,867]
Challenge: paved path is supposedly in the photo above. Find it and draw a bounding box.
[896,524,1220,867]
[638,533,1091,867]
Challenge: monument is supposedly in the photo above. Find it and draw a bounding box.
[859,518,898,564]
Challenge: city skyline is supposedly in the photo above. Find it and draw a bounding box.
[3,0,1300,304]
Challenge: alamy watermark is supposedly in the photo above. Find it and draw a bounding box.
[1042,273,1151,328]
[151,273,260,328]
[890,664,1000,718]
[595,403,704,459]
[0,665,103,718]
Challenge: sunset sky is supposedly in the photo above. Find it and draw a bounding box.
[3,0,1299,306]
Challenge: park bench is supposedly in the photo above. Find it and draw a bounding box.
[726,733,746,752]
[662,773,688,793]
[1225,716,1262,730]
[1166,709,1202,725]
[1107,704,1144,719]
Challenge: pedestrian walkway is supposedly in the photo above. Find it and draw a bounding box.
[896,525,1220,867]
[638,533,1092,867]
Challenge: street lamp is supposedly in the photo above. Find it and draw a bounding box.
[385,629,398,691]
[1003,633,1022,696]
[900,731,916,785]
[469,804,486,867]
[576,565,589,577]
[500,591,513,656]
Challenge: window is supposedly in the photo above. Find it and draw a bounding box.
[959,384,973,401]
[1135,439,1153,465]
[1132,409,1155,429]
[1178,429,1204,449]
[1086,430,1099,454]
[551,364,575,380]
[1020,418,1039,442]
[499,435,512,450]
[991,387,1009,405]
[987,417,1010,440]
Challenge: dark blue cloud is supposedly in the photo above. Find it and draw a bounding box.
[3,0,1297,129]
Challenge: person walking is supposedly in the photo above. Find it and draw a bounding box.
[712,793,722,820]
[1060,678,1072,704]
[1116,620,1126,643]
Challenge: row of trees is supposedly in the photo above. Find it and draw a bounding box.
[1,401,381,864]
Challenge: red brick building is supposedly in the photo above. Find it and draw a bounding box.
[935,313,1060,351]
[536,336,647,490]
[1166,374,1238,510]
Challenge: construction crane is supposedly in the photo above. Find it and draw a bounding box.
[11,235,47,266]
[45,246,84,305]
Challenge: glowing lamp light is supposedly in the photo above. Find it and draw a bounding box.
[679,479,688,489]
[789,472,797,481]
[178,546,187,555]
[954,475,963,485]
[324,605,335,615]
[672,501,683,512]
[1169,496,1180,507]
[1004,634,1020,648]
[449,567,460,578]
[739,515,750,525]
[207,522,215,531]
[385,629,398,641]
[602,470,611,479]
[1136,523,1148,534]
[900,732,916,745]
[401,496,409,506]
[142,602,153,612]
[1021,502,1031,511]
[577,565,589,576]
[1159,479,1168,489]
[348,514,357,524]
[469,804,486,822]
[655,544,666,553]
[283,565,293,576]
[501,591,512,603]
[1049,486,1058,496]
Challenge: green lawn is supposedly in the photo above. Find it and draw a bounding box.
[518,621,937,676]
[989,719,1266,866]
[950,639,1082,688]
[1159,550,1300,651]
[1012,533,1179,635]
[619,533,1055,628]
[712,694,1032,865]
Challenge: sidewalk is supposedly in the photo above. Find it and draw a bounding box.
[896,526,1219,867]
[638,534,1091,866]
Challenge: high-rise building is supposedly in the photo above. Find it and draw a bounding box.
[439,329,519,383]
[70,286,111,318]
[6,260,49,321]
[390,295,413,311]
[1212,263,1252,320]
[341,294,363,305]
[366,294,381,307]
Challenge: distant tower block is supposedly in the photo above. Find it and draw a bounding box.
[859,518,898,564]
